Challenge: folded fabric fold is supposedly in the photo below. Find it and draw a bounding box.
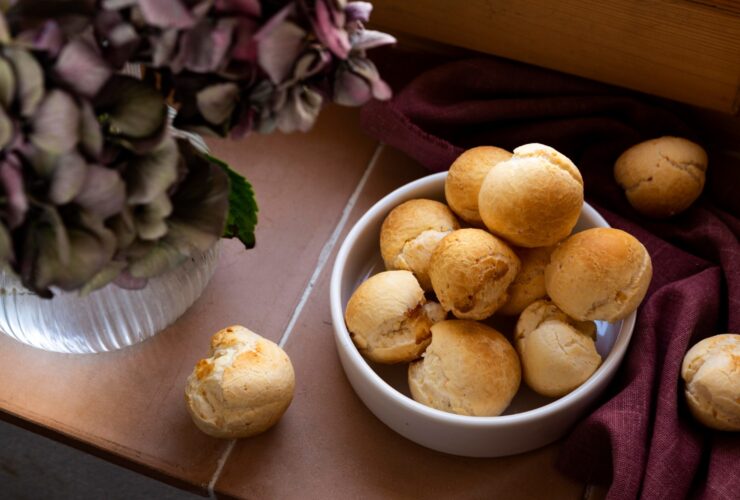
[361,51,739,500]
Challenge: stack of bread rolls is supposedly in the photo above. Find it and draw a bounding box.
[345,143,653,417]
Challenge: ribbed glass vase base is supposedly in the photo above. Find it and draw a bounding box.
[0,244,219,354]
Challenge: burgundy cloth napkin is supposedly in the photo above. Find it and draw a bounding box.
[361,54,740,499]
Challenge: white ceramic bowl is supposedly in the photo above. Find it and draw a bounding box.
[330,172,635,457]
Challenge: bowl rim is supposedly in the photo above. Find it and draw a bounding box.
[329,171,636,427]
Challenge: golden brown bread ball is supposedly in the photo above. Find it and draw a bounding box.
[478,143,584,247]
[408,320,521,416]
[444,146,512,226]
[614,136,708,218]
[498,246,554,316]
[380,199,460,290]
[429,228,520,320]
[545,228,652,322]
[185,326,295,438]
[681,334,740,431]
[515,300,601,397]
[344,270,446,364]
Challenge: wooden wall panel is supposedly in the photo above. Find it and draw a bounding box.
[370,0,740,114]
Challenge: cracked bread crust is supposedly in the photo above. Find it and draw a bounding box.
[478,143,584,248]
[445,146,512,226]
[681,334,740,431]
[345,270,445,364]
[515,300,600,397]
[185,325,295,438]
[545,228,652,322]
[408,320,521,416]
[429,229,520,320]
[380,199,460,290]
[614,136,707,218]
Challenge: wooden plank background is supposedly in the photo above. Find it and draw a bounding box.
[370,0,740,115]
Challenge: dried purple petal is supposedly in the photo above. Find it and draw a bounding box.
[292,45,331,80]
[257,19,306,83]
[125,136,179,204]
[313,0,350,59]
[113,269,148,289]
[16,20,64,56]
[79,101,104,158]
[74,165,126,219]
[0,155,28,228]
[150,29,179,67]
[0,222,13,263]
[0,105,12,149]
[94,10,140,67]
[197,82,239,125]
[0,11,9,43]
[345,1,372,23]
[333,66,370,106]
[96,75,167,142]
[134,192,172,240]
[350,29,396,51]
[276,85,322,133]
[4,47,44,117]
[31,90,81,154]
[172,19,233,73]
[137,0,196,29]
[334,56,390,105]
[49,152,88,204]
[229,18,258,62]
[0,56,15,108]
[55,37,113,98]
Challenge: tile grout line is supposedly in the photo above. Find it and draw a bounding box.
[277,142,384,349]
[204,142,384,498]
[207,439,235,499]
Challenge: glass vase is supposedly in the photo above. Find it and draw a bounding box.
[0,244,219,354]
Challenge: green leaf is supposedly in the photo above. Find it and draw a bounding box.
[207,154,258,249]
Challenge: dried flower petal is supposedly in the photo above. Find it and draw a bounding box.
[0,56,15,108]
[49,152,88,204]
[350,29,396,51]
[0,105,12,149]
[96,75,167,142]
[4,47,44,117]
[257,20,306,84]
[15,20,64,56]
[32,90,81,154]
[55,37,113,98]
[79,101,103,158]
[0,156,28,228]
[74,165,126,219]
[125,136,179,204]
[345,1,372,23]
[94,10,140,67]
[313,0,350,59]
[197,82,239,125]
[137,0,196,29]
[276,85,322,133]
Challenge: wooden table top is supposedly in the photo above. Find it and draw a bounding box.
[0,106,586,499]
